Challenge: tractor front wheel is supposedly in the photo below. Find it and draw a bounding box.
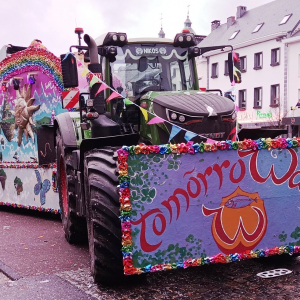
[84,148,125,284]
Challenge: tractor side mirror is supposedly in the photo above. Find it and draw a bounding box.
[228,51,242,84]
[60,53,78,88]
[138,56,148,72]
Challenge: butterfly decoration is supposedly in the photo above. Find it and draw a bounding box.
[34,170,51,205]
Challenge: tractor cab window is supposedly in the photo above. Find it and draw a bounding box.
[110,44,195,101]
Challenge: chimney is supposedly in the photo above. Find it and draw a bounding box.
[211,20,220,32]
[236,6,247,19]
[227,16,235,28]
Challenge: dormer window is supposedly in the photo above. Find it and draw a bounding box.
[279,14,292,25]
[252,23,264,33]
[229,30,240,40]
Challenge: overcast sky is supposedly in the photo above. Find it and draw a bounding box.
[0,0,274,56]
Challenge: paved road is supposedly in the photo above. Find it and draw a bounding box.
[1,206,300,299]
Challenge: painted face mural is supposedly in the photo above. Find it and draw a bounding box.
[202,187,267,255]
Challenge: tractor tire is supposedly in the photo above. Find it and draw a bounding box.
[84,147,125,284]
[56,130,87,244]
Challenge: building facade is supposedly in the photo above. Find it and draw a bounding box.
[197,0,300,133]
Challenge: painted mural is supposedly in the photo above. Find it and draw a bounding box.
[0,40,64,213]
[118,141,300,275]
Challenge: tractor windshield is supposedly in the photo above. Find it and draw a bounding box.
[110,44,196,99]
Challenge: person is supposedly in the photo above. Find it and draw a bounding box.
[296,99,300,107]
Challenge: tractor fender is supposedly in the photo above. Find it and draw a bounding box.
[54,112,77,148]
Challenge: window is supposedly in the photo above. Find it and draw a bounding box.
[224,60,229,76]
[254,87,262,108]
[239,90,247,110]
[270,84,280,107]
[240,56,247,72]
[254,52,263,69]
[271,48,280,66]
[279,14,292,25]
[252,23,264,33]
[229,30,240,40]
[211,63,218,78]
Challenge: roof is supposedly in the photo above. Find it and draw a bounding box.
[199,0,300,48]
[128,37,173,44]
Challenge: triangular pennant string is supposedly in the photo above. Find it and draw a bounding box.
[147,116,165,125]
[95,83,109,96]
[106,91,121,103]
[71,54,212,142]
[169,125,181,142]
[140,108,148,122]
[184,131,198,141]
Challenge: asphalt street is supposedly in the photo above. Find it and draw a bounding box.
[1,206,300,299]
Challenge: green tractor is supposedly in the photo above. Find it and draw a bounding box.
[55,29,240,284]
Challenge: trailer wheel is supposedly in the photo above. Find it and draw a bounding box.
[84,148,125,284]
[56,130,87,244]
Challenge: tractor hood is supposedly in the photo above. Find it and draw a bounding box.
[141,91,235,116]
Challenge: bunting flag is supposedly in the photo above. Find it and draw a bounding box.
[89,75,100,87]
[77,60,82,67]
[235,105,240,112]
[169,125,181,142]
[206,138,217,144]
[106,91,121,103]
[123,98,134,105]
[95,83,109,96]
[184,131,198,141]
[81,68,89,78]
[140,108,148,122]
[147,116,165,125]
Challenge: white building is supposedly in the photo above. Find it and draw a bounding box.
[197,0,300,135]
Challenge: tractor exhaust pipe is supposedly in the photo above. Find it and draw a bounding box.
[84,34,99,64]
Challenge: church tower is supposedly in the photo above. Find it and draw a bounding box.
[183,5,196,34]
[158,14,165,38]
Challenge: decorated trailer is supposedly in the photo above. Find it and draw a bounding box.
[52,28,300,285]
[0,40,65,213]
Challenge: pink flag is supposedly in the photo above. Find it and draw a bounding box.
[77,60,82,67]
[206,138,217,144]
[147,116,165,125]
[235,105,240,111]
[106,91,121,103]
[95,83,109,97]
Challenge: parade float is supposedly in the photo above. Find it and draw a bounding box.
[0,40,65,213]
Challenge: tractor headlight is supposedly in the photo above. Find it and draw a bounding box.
[102,32,128,46]
[171,113,177,120]
[178,36,184,42]
[186,35,192,42]
[179,115,186,122]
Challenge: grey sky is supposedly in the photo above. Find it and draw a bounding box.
[0,0,274,56]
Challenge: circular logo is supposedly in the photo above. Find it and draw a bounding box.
[159,47,166,55]
[136,48,143,55]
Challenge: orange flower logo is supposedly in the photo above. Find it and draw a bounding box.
[202,187,267,255]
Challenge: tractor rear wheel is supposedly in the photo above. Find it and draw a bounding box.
[56,130,87,244]
[84,147,125,284]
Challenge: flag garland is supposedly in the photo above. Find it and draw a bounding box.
[69,52,238,143]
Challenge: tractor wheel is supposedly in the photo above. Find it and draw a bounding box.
[84,147,125,284]
[56,130,87,244]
